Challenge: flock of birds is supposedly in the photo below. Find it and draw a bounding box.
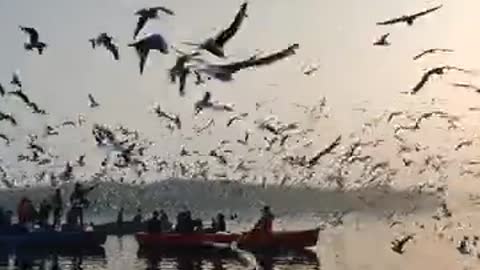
[2,1,480,261]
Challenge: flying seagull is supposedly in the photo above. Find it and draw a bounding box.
[377,5,443,26]
[0,111,17,126]
[88,93,100,108]
[169,48,202,96]
[19,26,47,55]
[152,104,181,129]
[413,48,453,60]
[227,112,248,127]
[194,91,234,114]
[134,6,174,39]
[451,82,480,93]
[129,33,169,74]
[195,43,299,82]
[409,66,473,95]
[183,2,248,58]
[89,33,119,60]
[8,89,30,105]
[10,71,22,88]
[373,33,390,46]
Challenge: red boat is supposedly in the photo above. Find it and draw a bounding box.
[135,232,240,248]
[135,228,320,250]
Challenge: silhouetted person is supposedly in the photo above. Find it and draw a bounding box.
[117,207,124,226]
[254,206,274,233]
[133,208,142,223]
[38,199,52,227]
[70,183,97,227]
[147,211,162,233]
[17,197,36,228]
[51,188,63,227]
[159,210,172,232]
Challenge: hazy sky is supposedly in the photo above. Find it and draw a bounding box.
[1,0,480,186]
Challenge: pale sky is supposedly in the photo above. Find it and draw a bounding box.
[1,0,480,187]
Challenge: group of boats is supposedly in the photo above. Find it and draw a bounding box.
[0,221,320,252]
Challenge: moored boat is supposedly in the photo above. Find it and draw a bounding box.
[94,221,146,235]
[0,230,107,248]
[135,232,240,248]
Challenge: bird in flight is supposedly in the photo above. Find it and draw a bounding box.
[195,43,299,81]
[134,6,174,39]
[129,33,169,74]
[152,104,181,130]
[413,48,454,61]
[10,71,22,88]
[373,33,390,46]
[183,2,248,58]
[409,66,473,95]
[19,26,47,55]
[169,47,202,96]
[88,94,100,108]
[194,91,234,114]
[377,5,442,26]
[451,82,480,93]
[89,33,119,60]
[0,111,17,126]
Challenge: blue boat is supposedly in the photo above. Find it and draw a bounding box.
[0,228,106,248]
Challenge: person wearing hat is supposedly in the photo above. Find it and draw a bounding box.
[254,206,275,233]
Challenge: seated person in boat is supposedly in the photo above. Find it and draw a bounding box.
[51,188,63,227]
[132,208,142,224]
[37,199,52,227]
[17,197,37,228]
[253,206,275,233]
[147,211,162,233]
[159,210,172,232]
[175,210,202,233]
[205,213,227,233]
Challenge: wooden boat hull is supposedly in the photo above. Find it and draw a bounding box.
[135,232,240,248]
[0,231,107,248]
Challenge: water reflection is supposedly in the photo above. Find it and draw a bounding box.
[0,246,106,270]
[138,247,320,270]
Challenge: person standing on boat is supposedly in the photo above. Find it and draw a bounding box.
[70,183,98,228]
[38,199,52,227]
[254,206,275,233]
[116,207,124,226]
[17,197,36,228]
[51,188,63,228]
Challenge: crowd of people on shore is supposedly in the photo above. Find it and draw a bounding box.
[0,182,276,235]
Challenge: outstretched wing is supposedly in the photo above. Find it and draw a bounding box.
[0,83,4,96]
[410,70,434,94]
[8,90,30,104]
[214,2,248,47]
[20,26,39,43]
[134,16,148,39]
[413,50,432,60]
[411,5,443,19]
[152,6,175,15]
[376,16,407,25]
[106,43,120,60]
[218,43,299,73]
[138,49,149,75]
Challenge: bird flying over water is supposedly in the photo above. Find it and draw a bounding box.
[194,91,234,114]
[227,113,248,127]
[195,43,299,81]
[88,94,100,108]
[134,6,174,39]
[409,66,473,94]
[413,48,453,61]
[169,48,202,96]
[129,34,169,74]
[183,2,248,58]
[377,5,442,26]
[373,33,390,46]
[19,26,47,55]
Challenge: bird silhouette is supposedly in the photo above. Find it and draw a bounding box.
[451,82,480,93]
[8,89,30,105]
[0,134,10,145]
[89,33,119,60]
[152,104,181,130]
[409,66,473,94]
[19,26,47,54]
[373,33,390,46]
[183,2,248,58]
[377,5,442,26]
[88,94,100,108]
[227,113,248,127]
[129,34,169,74]
[391,234,414,254]
[134,6,174,39]
[195,43,299,81]
[10,71,22,88]
[169,48,202,96]
[194,91,234,114]
[413,48,453,60]
[0,111,17,126]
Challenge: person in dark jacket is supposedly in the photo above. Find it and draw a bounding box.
[51,188,63,227]
[38,199,52,226]
[254,206,275,233]
[147,211,162,233]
